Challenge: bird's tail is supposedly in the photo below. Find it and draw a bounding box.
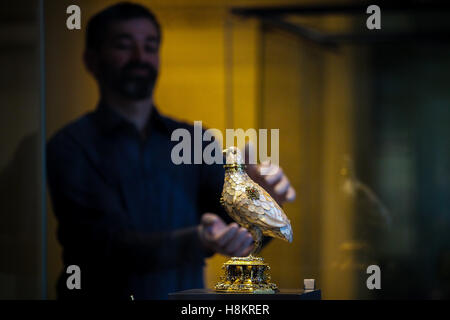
[268,224,293,243]
[280,224,293,243]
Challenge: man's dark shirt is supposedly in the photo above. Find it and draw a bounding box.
[47,103,229,300]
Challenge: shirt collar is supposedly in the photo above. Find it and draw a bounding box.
[94,101,171,136]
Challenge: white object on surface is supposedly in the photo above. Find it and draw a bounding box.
[304,279,315,291]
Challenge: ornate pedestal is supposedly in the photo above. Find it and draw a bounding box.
[214,256,278,293]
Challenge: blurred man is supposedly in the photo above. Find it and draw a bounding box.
[47,2,295,299]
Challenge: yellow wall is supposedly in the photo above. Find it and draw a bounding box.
[46,0,360,299]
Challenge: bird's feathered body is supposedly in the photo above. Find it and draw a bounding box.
[221,147,293,254]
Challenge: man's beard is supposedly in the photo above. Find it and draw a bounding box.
[100,61,158,100]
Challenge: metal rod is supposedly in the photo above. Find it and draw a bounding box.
[238,6,450,46]
[231,1,450,17]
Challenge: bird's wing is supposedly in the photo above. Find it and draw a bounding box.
[234,182,290,229]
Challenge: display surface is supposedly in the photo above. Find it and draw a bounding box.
[169,288,321,300]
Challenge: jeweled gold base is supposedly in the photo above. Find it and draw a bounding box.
[214,256,278,293]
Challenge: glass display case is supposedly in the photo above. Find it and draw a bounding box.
[224,4,450,299]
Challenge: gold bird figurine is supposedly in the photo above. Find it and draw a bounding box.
[221,146,293,256]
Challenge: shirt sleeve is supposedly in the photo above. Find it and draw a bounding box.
[47,131,208,274]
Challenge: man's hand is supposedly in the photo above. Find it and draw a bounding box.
[244,144,296,206]
[246,161,296,206]
[198,213,254,257]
